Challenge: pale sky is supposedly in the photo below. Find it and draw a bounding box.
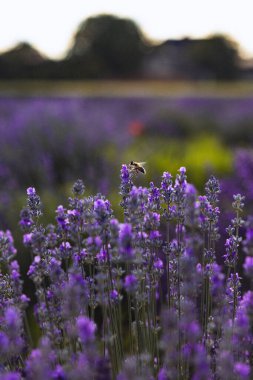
[0,0,252,59]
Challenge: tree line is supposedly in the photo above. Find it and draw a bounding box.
[0,14,243,80]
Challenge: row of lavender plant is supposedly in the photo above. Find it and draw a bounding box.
[1,96,253,195]
[0,166,253,379]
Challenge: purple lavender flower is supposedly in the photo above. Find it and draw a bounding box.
[222,194,244,285]
[243,216,253,257]
[246,225,253,241]
[124,274,138,292]
[51,365,66,380]
[148,182,161,210]
[154,258,164,270]
[210,263,225,297]
[1,306,24,361]
[205,175,220,204]
[61,271,88,319]
[110,289,120,302]
[149,230,160,240]
[119,223,133,259]
[55,205,69,230]
[20,294,30,304]
[224,236,238,267]
[144,212,160,231]
[0,230,17,263]
[25,338,56,380]
[0,331,9,355]
[120,164,133,210]
[59,241,71,251]
[198,195,220,232]
[27,187,36,196]
[72,179,85,196]
[234,362,251,379]
[96,248,107,263]
[161,172,175,221]
[19,208,33,230]
[76,316,96,343]
[10,260,20,282]
[94,198,111,224]
[226,272,241,321]
[74,248,87,264]
[158,368,169,380]
[23,232,33,245]
[127,186,148,215]
[0,373,21,380]
[27,255,43,283]
[26,186,42,218]
[121,164,130,182]
[5,306,22,330]
[243,256,253,277]
[191,344,211,380]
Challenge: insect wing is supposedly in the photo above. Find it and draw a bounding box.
[137,162,146,166]
[137,162,146,174]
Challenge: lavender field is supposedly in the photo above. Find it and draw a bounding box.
[1,94,253,195]
[1,92,253,379]
[1,93,253,246]
[1,166,253,379]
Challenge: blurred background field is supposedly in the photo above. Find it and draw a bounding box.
[1,83,253,229]
[1,9,253,266]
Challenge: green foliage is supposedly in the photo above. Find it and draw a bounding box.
[122,134,232,189]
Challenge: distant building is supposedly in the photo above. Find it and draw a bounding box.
[143,39,199,80]
[240,58,253,80]
[143,37,241,80]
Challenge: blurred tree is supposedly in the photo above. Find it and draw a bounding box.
[67,14,148,78]
[189,35,240,80]
[0,42,47,79]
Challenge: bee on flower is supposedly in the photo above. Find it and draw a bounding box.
[128,161,146,175]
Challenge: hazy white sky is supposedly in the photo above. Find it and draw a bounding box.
[0,0,252,59]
